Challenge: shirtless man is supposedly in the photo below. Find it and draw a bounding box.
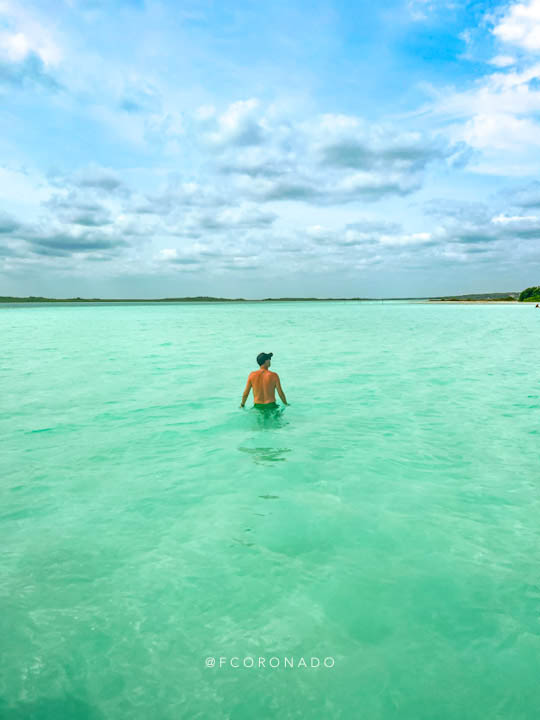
[240,352,288,409]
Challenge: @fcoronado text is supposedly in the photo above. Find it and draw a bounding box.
[205,656,335,669]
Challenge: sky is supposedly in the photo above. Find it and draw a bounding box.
[2,0,540,298]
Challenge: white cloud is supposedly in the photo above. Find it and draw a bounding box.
[433,63,540,118]
[335,170,420,197]
[491,213,539,223]
[0,2,62,66]
[489,54,516,67]
[0,31,30,62]
[206,99,265,146]
[461,112,540,150]
[493,0,540,52]
[159,248,178,259]
[427,57,540,172]
[379,232,434,246]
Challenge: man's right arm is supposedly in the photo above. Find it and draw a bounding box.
[240,374,252,408]
[275,374,288,405]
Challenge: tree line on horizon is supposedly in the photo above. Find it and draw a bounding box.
[519,286,540,302]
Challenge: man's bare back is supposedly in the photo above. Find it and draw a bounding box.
[240,352,288,408]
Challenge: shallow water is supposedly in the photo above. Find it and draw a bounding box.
[2,301,540,719]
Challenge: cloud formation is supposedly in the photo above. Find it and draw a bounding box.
[3,153,540,285]
[2,0,540,296]
[0,1,62,90]
[201,104,461,204]
[493,0,540,52]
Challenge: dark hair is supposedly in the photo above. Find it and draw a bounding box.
[257,352,273,366]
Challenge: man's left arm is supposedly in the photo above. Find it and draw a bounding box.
[275,373,288,405]
[240,376,252,408]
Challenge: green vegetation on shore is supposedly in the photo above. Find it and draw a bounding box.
[519,286,540,302]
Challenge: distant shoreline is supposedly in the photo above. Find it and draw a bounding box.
[0,296,371,304]
[422,300,520,305]
[0,293,523,304]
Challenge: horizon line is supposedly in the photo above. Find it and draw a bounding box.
[0,292,521,303]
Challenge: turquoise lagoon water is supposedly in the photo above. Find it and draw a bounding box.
[1,301,540,720]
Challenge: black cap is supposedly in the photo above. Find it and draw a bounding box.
[257,352,273,366]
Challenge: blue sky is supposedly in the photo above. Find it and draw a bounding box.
[2,0,540,297]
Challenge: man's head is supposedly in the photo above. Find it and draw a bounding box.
[257,351,273,368]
